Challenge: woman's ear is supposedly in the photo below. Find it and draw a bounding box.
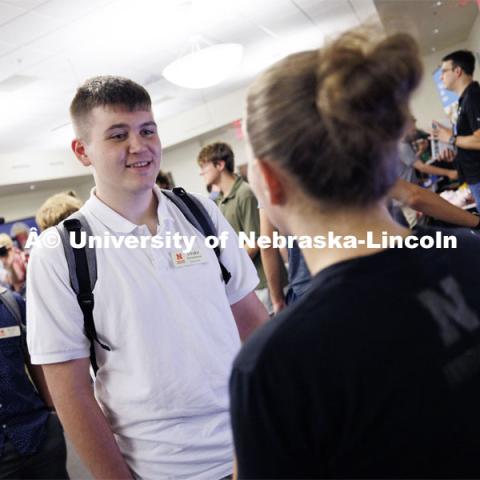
[256,158,288,206]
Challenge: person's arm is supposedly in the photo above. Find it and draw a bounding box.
[17,292,54,408]
[27,362,54,408]
[454,129,480,150]
[413,160,458,180]
[433,121,480,150]
[244,244,259,259]
[233,455,238,480]
[259,210,286,313]
[438,149,456,162]
[42,358,133,479]
[389,179,480,228]
[231,291,269,342]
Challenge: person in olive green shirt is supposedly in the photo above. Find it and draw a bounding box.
[198,142,287,312]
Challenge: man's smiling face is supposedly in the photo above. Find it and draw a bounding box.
[77,105,161,198]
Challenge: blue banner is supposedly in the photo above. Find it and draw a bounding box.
[0,217,37,250]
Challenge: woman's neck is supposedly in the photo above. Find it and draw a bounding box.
[287,203,410,276]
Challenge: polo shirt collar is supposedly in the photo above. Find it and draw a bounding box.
[219,175,243,204]
[83,185,172,234]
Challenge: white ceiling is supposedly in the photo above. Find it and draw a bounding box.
[375,0,478,54]
[0,0,376,154]
[0,0,477,160]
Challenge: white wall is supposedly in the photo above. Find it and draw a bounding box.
[0,177,94,223]
[0,149,91,188]
[162,122,248,195]
[161,138,205,195]
[468,14,480,55]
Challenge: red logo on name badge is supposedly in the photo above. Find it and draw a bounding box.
[176,253,185,263]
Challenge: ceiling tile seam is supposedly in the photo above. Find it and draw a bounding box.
[0,0,117,61]
[0,51,58,81]
[0,23,69,60]
[0,0,50,28]
[0,7,29,29]
[223,4,282,41]
[347,0,362,24]
[289,0,318,27]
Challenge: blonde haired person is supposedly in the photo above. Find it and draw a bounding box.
[36,191,83,231]
[230,25,480,478]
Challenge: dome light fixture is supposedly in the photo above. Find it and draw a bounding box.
[163,41,244,89]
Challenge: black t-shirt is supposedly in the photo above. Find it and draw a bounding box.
[455,81,480,183]
[230,227,480,479]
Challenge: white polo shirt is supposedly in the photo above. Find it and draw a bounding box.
[26,186,258,480]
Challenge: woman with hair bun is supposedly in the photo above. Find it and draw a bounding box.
[230,26,480,479]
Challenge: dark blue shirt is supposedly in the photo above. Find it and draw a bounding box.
[0,293,49,457]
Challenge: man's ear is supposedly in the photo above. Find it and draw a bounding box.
[256,158,287,206]
[71,139,91,166]
[215,160,226,173]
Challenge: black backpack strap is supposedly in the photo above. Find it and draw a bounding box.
[162,188,232,284]
[57,213,110,375]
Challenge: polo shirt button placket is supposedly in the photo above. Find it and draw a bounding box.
[151,247,159,267]
[137,226,154,265]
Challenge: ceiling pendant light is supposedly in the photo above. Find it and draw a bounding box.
[162,38,244,89]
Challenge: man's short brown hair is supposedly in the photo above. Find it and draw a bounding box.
[70,75,152,139]
[197,142,235,173]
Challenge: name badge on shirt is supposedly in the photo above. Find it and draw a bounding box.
[0,326,21,339]
[171,249,207,268]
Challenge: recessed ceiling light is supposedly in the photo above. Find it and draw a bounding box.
[432,47,437,52]
[163,42,244,89]
[29,185,35,191]
[436,1,442,6]
[433,28,439,34]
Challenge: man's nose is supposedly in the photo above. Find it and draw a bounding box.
[129,133,147,153]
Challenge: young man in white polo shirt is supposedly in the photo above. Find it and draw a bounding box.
[26,76,268,480]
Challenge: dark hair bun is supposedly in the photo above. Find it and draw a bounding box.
[246,25,423,207]
[316,29,422,147]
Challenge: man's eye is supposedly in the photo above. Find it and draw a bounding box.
[110,132,127,140]
[141,129,155,136]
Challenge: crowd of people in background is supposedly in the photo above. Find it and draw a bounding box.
[1,22,480,480]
